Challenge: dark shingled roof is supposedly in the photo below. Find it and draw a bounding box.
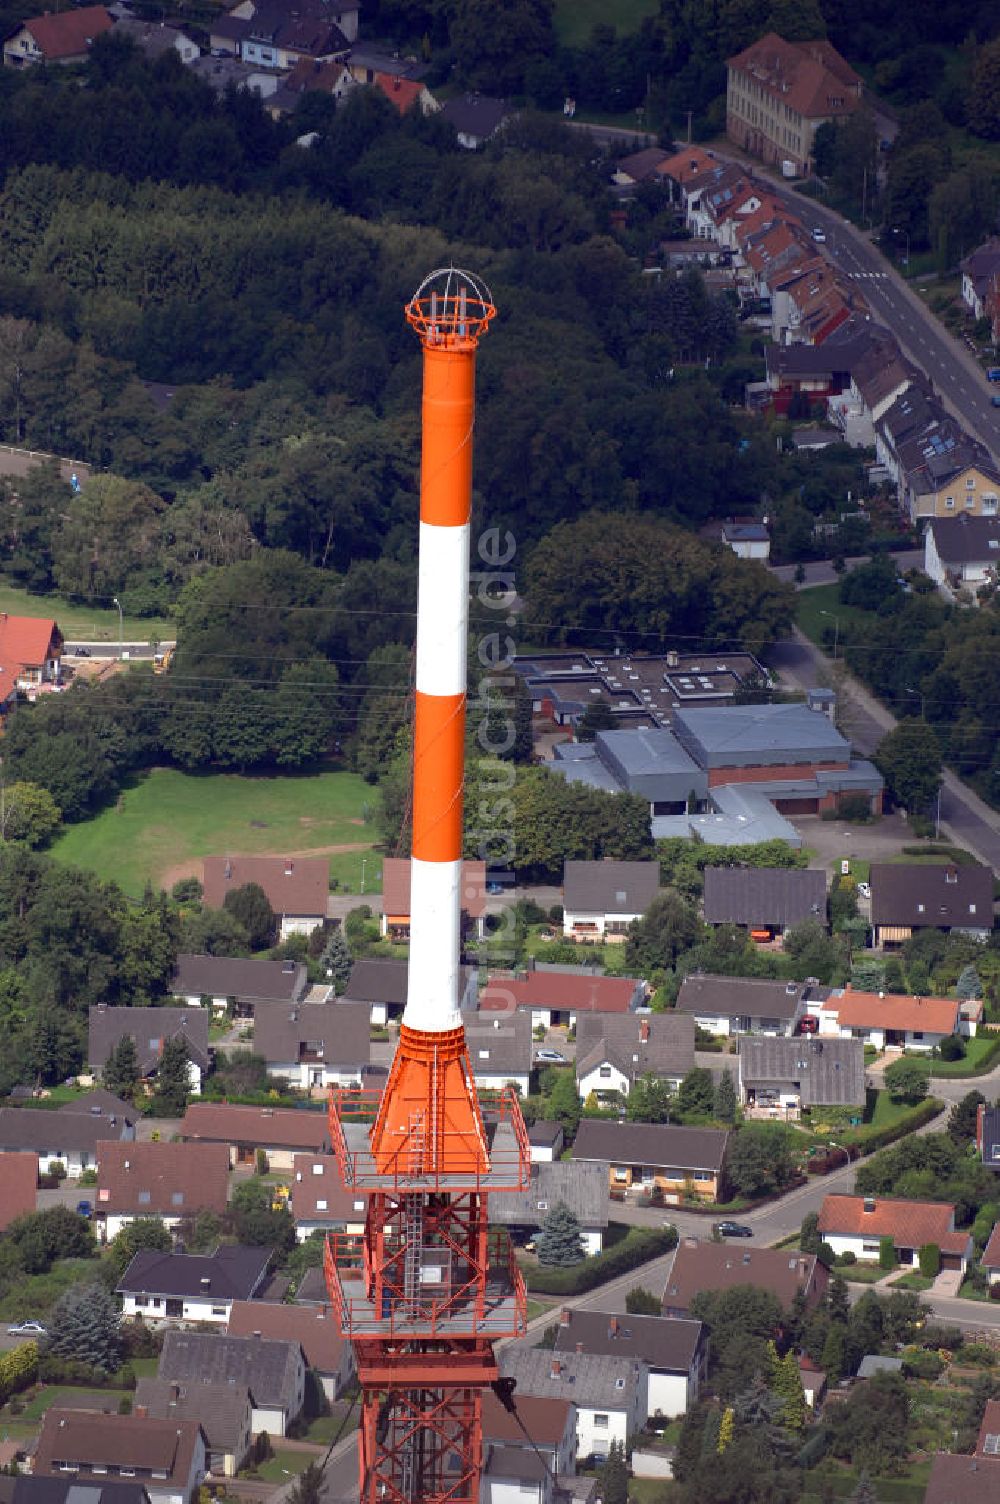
[573,1120,728,1174]
[553,1309,703,1372]
[869,862,994,928]
[34,1411,203,1482]
[703,867,827,927]
[575,1012,695,1086]
[676,974,813,1021]
[172,954,308,1006]
[159,1330,302,1411]
[253,1000,370,1067]
[180,1103,329,1152]
[97,1140,230,1218]
[738,1035,866,1106]
[922,1452,1000,1503]
[133,1378,250,1454]
[489,1160,609,1230]
[6,1480,151,1504]
[117,1246,272,1302]
[462,1009,532,1075]
[88,1006,209,1075]
[663,1239,825,1312]
[0,1109,128,1157]
[562,860,660,917]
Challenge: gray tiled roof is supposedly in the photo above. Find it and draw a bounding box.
[117,1245,272,1302]
[870,862,993,928]
[253,1000,370,1066]
[553,1310,703,1372]
[462,1009,532,1074]
[133,1377,250,1452]
[575,1012,695,1085]
[738,1035,865,1106]
[927,515,1000,565]
[499,1347,643,1411]
[676,974,814,1020]
[172,955,308,1006]
[562,860,660,916]
[703,867,827,927]
[159,1330,301,1411]
[0,1107,128,1155]
[673,704,849,767]
[88,1006,209,1075]
[573,1120,728,1173]
[489,1160,609,1229]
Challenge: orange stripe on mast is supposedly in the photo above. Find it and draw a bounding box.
[411,689,465,864]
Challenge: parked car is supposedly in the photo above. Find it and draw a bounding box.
[7,1321,46,1337]
[76,1200,93,1219]
[534,1049,567,1064]
[811,226,826,242]
[856,881,871,898]
[987,367,1000,382]
[714,1221,753,1239]
[73,647,91,657]
[797,1014,819,1034]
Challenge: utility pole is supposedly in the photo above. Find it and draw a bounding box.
[112,596,123,661]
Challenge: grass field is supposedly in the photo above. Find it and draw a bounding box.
[0,580,172,642]
[927,1033,1000,1077]
[51,766,378,897]
[554,0,659,47]
[795,582,873,654]
[250,1450,314,1483]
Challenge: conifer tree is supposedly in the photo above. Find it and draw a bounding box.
[45,1282,122,1373]
[103,1035,139,1101]
[322,928,352,992]
[535,1200,584,1266]
[596,1440,628,1504]
[714,1068,737,1124]
[152,1036,190,1116]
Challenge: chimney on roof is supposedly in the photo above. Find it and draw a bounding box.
[550,1358,561,1379]
[609,1317,619,1337]
[560,1308,571,1326]
[285,860,294,876]
[575,1342,583,1353]
[224,858,232,880]
[863,1197,875,1213]
[639,1019,650,1043]
[135,1406,147,1419]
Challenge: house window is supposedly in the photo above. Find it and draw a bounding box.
[912,1031,924,1041]
[967,477,976,488]
[917,903,925,914]
[593,1414,609,1429]
[966,495,976,508]
[138,1191,151,1205]
[211,1306,226,1316]
[862,1242,879,1255]
[316,1200,328,1211]
[312,1163,324,1175]
[970,904,977,915]
[599,1066,612,1078]
[613,1168,628,1182]
[945,498,955,509]
[172,1192,184,1206]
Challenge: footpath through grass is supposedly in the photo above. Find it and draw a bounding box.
[51,766,378,897]
[0,580,172,642]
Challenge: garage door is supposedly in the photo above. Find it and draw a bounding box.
[941,1252,963,1271]
[774,798,820,815]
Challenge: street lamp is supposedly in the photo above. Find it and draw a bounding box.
[820,609,840,659]
[892,226,911,268]
[905,685,926,719]
[828,1141,851,1172]
[360,857,367,895]
[112,597,123,661]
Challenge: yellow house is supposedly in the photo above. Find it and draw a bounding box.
[572,1121,729,1205]
[907,460,1000,523]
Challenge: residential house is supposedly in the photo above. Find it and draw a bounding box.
[553,1308,706,1421]
[737,1035,866,1118]
[114,19,200,63]
[978,1103,1000,1174]
[675,974,816,1037]
[380,857,487,941]
[574,1012,695,1101]
[661,1237,828,1316]
[208,0,351,70]
[726,32,863,175]
[158,1330,305,1438]
[835,334,915,446]
[117,1246,273,1325]
[925,515,1000,597]
[489,1160,609,1257]
[875,385,1000,522]
[188,54,278,97]
[961,242,1000,321]
[481,1392,576,1500]
[179,1103,329,1170]
[342,957,478,1026]
[498,1348,646,1463]
[33,1411,206,1504]
[817,1194,972,1270]
[3,1482,151,1504]
[572,1121,728,1204]
[656,144,720,205]
[798,1359,827,1409]
[923,1452,1000,1503]
[483,1446,557,1504]
[253,1000,369,1092]
[612,146,671,187]
[869,862,993,946]
[440,94,510,149]
[132,1381,251,1477]
[981,1223,1000,1288]
[762,327,870,418]
[721,521,771,560]
[0,1151,37,1228]
[95,1141,229,1241]
[0,614,62,691]
[817,989,960,1052]
[978,1399,1000,1457]
[171,954,308,1015]
[264,56,351,115]
[88,1006,209,1095]
[0,1107,132,1179]
[702,866,827,944]
[371,69,437,115]
[4,6,112,66]
[202,856,327,939]
[58,1090,138,1128]
[479,971,646,1030]
[562,859,660,943]
[227,1301,353,1401]
[462,1009,533,1096]
[287,1153,366,1242]
[527,1121,564,1163]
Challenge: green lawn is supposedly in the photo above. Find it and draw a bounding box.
[0,580,172,642]
[249,1449,314,1483]
[51,766,378,898]
[0,1384,130,1438]
[803,1461,931,1503]
[927,1034,1000,1077]
[891,1271,934,1291]
[795,582,873,654]
[553,0,659,47]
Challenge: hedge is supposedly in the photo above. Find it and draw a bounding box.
[522,1225,677,1296]
[849,1098,943,1156]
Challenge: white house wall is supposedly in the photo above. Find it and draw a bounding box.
[647,1370,690,1420]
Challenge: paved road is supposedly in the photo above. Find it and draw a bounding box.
[65,641,168,659]
[771,625,1000,871]
[769,551,923,589]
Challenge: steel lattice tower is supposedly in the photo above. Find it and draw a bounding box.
[326,270,529,1504]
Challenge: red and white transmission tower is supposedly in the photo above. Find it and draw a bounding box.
[325,269,530,1504]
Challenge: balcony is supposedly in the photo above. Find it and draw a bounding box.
[324,1227,526,1341]
[327,1085,530,1194]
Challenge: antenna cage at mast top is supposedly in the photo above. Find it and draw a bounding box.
[406,266,496,345]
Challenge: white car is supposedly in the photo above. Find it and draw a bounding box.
[7,1321,46,1337]
[812,227,826,242]
[534,1049,567,1064]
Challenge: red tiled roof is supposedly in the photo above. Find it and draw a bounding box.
[817,1194,968,1252]
[479,971,641,1015]
[0,613,59,670]
[481,1391,572,1448]
[228,1300,346,1373]
[727,31,861,120]
[982,1222,1000,1270]
[821,990,959,1035]
[374,71,424,112]
[181,1102,330,1152]
[978,1398,1000,1457]
[382,858,486,919]
[662,1238,827,1311]
[0,1151,37,1229]
[657,145,718,184]
[202,855,327,919]
[97,1140,230,1217]
[20,6,112,58]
